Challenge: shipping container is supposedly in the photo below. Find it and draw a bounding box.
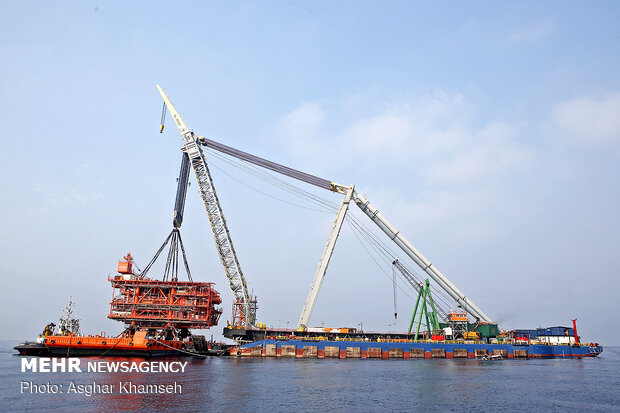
[307,327,324,333]
[469,322,499,338]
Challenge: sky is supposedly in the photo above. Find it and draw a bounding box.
[1,1,619,345]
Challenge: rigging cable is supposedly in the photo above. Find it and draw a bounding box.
[201,145,463,316]
[345,219,416,303]
[392,264,398,321]
[203,147,339,211]
[204,155,337,214]
[346,212,454,315]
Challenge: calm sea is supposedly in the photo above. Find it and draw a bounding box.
[1,341,619,412]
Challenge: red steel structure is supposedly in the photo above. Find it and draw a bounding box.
[108,277,222,328]
[108,256,222,329]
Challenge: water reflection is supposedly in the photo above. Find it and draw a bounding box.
[87,357,214,411]
[4,343,617,412]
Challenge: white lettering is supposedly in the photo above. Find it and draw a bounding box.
[21,358,37,372]
[52,358,65,372]
[68,358,82,372]
[67,381,115,396]
[50,360,190,374]
[139,362,149,373]
[20,381,61,393]
[39,358,50,373]
[21,357,81,373]
[119,381,129,393]
[118,381,182,393]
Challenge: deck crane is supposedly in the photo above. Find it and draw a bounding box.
[392,260,445,338]
[157,85,257,328]
[192,126,493,327]
[392,259,447,320]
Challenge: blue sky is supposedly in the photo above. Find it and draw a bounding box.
[1,1,619,344]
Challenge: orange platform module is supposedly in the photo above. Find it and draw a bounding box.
[108,277,223,328]
[108,274,223,329]
[108,253,222,329]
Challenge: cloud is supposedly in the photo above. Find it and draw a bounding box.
[276,91,532,242]
[551,92,620,144]
[278,101,324,141]
[278,92,477,166]
[31,184,104,216]
[357,186,513,243]
[277,101,326,161]
[334,92,530,184]
[508,19,554,44]
[427,122,532,183]
[344,111,413,154]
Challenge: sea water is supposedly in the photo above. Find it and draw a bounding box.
[2,341,619,412]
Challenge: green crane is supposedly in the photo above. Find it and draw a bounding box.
[408,279,441,340]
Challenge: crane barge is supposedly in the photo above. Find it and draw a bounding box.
[151,87,602,358]
[15,85,603,359]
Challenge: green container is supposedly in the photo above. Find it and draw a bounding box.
[468,323,499,338]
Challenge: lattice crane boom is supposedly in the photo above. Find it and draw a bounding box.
[156,85,256,327]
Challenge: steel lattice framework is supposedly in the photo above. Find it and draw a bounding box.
[108,277,222,328]
[188,145,256,326]
[157,86,257,327]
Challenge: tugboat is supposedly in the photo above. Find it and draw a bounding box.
[42,324,231,358]
[14,300,79,356]
[13,323,54,356]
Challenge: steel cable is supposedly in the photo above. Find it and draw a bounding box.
[201,145,462,318]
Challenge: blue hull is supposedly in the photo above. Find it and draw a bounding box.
[238,339,603,358]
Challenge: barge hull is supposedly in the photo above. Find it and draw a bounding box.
[13,342,51,356]
[233,339,603,359]
[43,334,188,358]
[46,346,155,358]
